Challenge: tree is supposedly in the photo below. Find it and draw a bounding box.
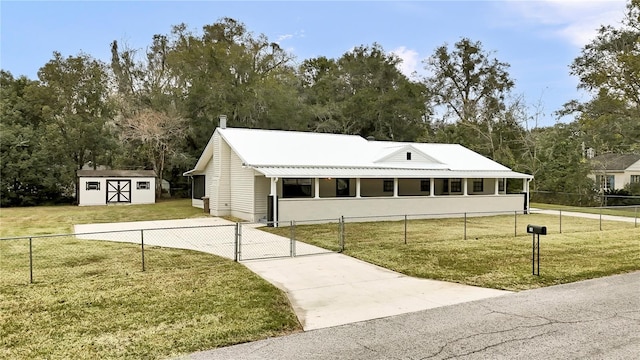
[300,44,429,141]
[37,52,115,201]
[423,38,519,159]
[562,0,640,153]
[118,108,188,198]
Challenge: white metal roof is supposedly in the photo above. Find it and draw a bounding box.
[185,127,533,179]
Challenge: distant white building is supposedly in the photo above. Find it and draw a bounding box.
[184,125,533,223]
[77,170,156,206]
[589,153,640,191]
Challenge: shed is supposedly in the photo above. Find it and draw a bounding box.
[77,170,156,206]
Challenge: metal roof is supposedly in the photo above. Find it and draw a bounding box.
[77,170,156,178]
[185,127,533,179]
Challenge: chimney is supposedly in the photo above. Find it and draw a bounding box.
[219,115,227,129]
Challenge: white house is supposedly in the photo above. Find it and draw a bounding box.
[589,153,640,191]
[184,124,534,224]
[77,170,156,206]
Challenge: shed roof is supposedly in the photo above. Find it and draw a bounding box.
[590,153,640,171]
[185,127,533,179]
[77,170,156,178]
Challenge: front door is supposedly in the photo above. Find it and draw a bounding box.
[336,178,350,197]
[106,180,131,203]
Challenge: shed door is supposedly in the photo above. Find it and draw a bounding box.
[106,180,131,203]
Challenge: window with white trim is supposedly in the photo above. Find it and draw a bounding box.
[450,178,462,193]
[86,181,100,190]
[383,180,394,192]
[137,181,151,190]
[631,175,640,183]
[420,179,430,192]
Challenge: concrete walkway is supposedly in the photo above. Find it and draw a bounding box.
[531,208,639,224]
[74,218,510,331]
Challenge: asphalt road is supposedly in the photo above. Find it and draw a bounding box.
[186,271,640,360]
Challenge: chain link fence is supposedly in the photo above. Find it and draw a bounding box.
[3,206,636,285]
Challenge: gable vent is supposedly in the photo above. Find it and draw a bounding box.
[406,152,412,160]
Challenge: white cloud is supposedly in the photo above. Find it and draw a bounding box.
[389,46,421,78]
[504,0,627,47]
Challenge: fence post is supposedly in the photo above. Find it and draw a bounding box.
[559,210,562,234]
[29,237,33,284]
[404,215,407,245]
[635,206,638,228]
[464,213,467,240]
[514,211,517,237]
[290,220,296,257]
[339,216,345,252]
[236,223,243,261]
[141,230,145,272]
[234,223,239,262]
[599,207,603,231]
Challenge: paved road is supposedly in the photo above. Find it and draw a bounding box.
[187,271,640,360]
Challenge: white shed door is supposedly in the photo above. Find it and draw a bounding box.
[106,180,131,203]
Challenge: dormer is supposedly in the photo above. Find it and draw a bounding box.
[374,145,443,165]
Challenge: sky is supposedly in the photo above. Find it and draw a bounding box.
[0,0,629,127]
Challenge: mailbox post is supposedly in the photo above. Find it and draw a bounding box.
[526,224,547,276]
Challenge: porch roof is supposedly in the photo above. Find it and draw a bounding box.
[253,166,533,179]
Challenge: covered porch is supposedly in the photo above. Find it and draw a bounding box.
[261,172,532,224]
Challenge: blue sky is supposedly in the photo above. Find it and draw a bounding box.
[1,0,628,127]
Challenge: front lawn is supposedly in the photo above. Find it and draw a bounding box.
[265,213,639,291]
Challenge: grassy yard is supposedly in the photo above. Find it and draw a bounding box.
[0,200,301,359]
[266,213,640,291]
[0,199,206,238]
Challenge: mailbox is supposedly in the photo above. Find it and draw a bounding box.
[526,224,547,235]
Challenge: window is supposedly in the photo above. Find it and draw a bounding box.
[283,178,312,198]
[193,175,205,199]
[499,179,505,192]
[596,175,615,190]
[336,178,350,197]
[631,175,640,183]
[420,179,430,192]
[473,179,483,192]
[383,179,394,192]
[443,179,449,193]
[86,181,100,190]
[450,178,462,193]
[137,181,151,190]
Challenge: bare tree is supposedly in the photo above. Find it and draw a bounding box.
[119,108,187,198]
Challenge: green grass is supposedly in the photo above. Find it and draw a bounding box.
[0,199,206,237]
[265,213,640,291]
[0,200,302,359]
[531,202,640,218]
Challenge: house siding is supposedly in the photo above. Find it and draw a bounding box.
[211,133,231,216]
[254,175,270,221]
[230,150,255,220]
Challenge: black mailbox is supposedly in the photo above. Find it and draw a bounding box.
[527,224,547,235]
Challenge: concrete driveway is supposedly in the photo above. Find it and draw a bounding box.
[74,217,510,331]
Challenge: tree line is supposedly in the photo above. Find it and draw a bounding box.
[1,1,638,206]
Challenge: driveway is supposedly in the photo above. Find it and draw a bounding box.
[74,218,509,331]
[188,271,640,360]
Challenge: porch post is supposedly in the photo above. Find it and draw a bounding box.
[495,178,500,195]
[393,178,398,197]
[430,178,435,197]
[463,178,468,196]
[270,177,278,226]
[356,178,361,198]
[314,178,320,198]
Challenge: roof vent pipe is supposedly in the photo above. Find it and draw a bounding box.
[366,136,375,141]
[219,115,227,129]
